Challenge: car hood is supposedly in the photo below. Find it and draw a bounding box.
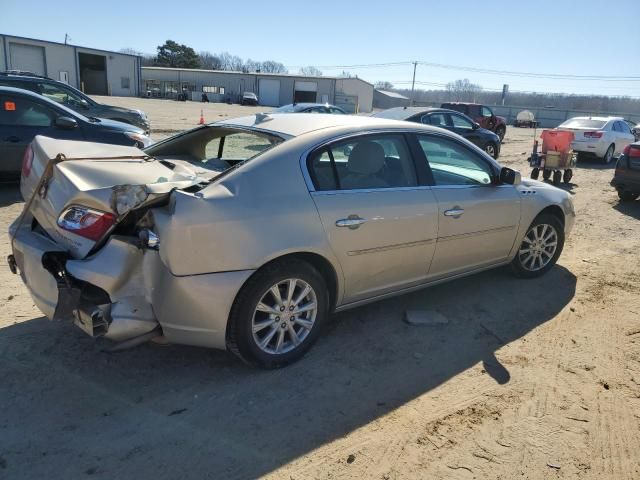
[496,116,507,124]
[91,117,145,134]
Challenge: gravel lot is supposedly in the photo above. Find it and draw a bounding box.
[1,97,639,480]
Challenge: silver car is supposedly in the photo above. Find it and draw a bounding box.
[9,114,575,368]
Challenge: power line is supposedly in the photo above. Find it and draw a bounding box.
[285,59,640,81]
[416,61,640,81]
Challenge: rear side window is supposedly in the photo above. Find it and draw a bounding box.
[423,113,449,127]
[0,95,55,127]
[308,134,418,191]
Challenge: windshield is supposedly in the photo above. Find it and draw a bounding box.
[560,118,607,129]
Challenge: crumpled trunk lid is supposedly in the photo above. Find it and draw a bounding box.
[20,135,205,259]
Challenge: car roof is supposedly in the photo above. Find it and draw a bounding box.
[0,86,84,119]
[373,107,449,120]
[214,112,439,138]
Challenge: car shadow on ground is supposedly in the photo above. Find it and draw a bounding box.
[0,265,576,479]
[0,182,21,208]
[613,199,640,220]
[575,158,616,170]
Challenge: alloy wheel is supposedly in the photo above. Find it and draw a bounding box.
[485,144,496,158]
[604,145,614,164]
[251,278,318,354]
[518,223,558,272]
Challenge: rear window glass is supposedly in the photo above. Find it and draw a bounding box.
[273,105,295,112]
[560,119,606,129]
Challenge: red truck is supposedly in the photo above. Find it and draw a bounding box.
[441,102,507,141]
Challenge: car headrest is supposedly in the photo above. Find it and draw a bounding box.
[348,141,385,175]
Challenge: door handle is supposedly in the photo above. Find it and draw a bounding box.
[336,215,367,229]
[4,136,20,143]
[444,208,464,217]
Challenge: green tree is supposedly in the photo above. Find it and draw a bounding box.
[154,40,200,68]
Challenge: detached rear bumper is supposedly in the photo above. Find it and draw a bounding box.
[9,219,253,350]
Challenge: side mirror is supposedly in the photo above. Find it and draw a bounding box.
[55,116,78,129]
[499,167,521,185]
[472,122,480,130]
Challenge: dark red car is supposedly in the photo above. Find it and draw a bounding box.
[441,102,507,141]
[611,142,640,202]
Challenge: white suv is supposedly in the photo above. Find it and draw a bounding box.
[557,116,636,163]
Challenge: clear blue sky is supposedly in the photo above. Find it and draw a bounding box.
[2,0,638,96]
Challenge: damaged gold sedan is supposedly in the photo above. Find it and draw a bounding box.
[8,114,575,367]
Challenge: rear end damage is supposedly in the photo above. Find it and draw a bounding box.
[8,136,212,348]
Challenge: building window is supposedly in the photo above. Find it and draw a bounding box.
[121,77,130,89]
[219,87,225,95]
[203,86,218,93]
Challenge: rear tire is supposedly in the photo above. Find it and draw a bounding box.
[511,214,565,278]
[618,191,639,202]
[603,144,615,164]
[227,259,329,369]
[553,171,562,185]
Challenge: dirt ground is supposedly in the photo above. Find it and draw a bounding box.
[1,97,639,480]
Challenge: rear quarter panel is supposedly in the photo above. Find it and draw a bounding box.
[153,136,345,297]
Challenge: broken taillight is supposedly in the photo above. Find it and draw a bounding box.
[21,144,33,178]
[57,206,116,241]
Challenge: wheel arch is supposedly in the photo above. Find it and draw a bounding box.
[537,204,565,227]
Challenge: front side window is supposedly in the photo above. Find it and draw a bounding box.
[450,114,474,130]
[308,134,417,191]
[481,106,493,117]
[0,95,55,127]
[38,83,87,109]
[418,135,493,186]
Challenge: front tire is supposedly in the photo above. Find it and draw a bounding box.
[511,214,565,278]
[618,191,639,202]
[227,259,329,368]
[495,126,506,142]
[484,142,499,159]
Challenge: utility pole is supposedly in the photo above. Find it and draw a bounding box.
[64,33,69,45]
[409,61,417,106]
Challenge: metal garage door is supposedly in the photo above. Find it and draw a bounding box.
[294,81,317,103]
[258,79,280,106]
[9,43,46,76]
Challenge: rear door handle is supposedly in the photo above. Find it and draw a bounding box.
[336,215,367,229]
[4,136,20,143]
[444,208,464,217]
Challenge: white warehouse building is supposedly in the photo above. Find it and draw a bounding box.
[141,67,374,113]
[0,34,142,96]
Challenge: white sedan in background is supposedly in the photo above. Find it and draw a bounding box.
[557,116,635,163]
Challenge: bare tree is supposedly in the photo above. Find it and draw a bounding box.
[260,60,287,74]
[446,78,482,102]
[337,70,354,78]
[375,81,394,90]
[299,66,323,77]
[218,52,244,71]
[199,51,222,70]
